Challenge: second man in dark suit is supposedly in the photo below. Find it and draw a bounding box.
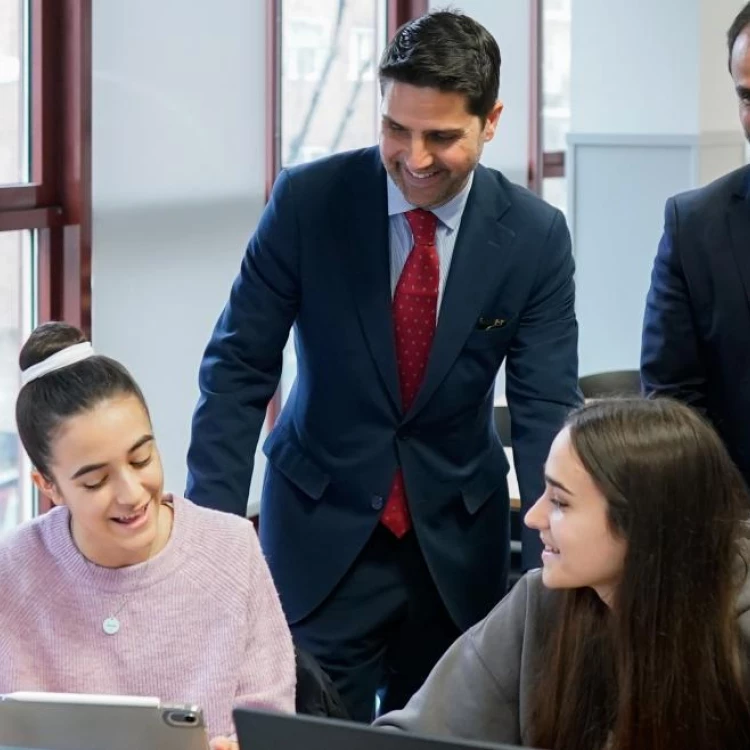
[642,3,750,486]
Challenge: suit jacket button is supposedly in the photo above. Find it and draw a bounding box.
[371,495,384,510]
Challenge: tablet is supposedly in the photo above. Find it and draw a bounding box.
[0,692,210,750]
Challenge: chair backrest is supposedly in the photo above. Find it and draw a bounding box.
[493,404,511,445]
[579,369,641,399]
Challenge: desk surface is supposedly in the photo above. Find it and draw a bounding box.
[505,447,521,511]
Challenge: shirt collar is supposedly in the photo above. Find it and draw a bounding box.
[387,170,475,232]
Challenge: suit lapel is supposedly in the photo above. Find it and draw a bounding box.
[728,167,750,308]
[407,165,516,419]
[339,149,402,411]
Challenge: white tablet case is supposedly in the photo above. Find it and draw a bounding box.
[0,692,210,750]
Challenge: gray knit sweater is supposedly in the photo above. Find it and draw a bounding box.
[375,567,750,746]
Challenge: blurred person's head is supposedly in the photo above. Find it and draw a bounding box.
[728,2,750,142]
[378,10,502,209]
[16,322,170,568]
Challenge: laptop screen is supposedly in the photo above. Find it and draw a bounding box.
[234,707,538,750]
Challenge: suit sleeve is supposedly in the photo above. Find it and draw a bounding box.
[641,197,708,414]
[505,210,581,567]
[185,170,300,515]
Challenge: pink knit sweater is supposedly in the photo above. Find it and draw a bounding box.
[0,495,295,738]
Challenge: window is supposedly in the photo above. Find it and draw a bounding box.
[348,27,376,82]
[0,0,91,523]
[541,0,570,213]
[541,2,571,153]
[0,230,33,531]
[280,1,386,170]
[284,19,328,82]
[298,145,329,162]
[0,0,25,186]
[271,0,430,179]
[0,1,32,527]
[531,0,571,214]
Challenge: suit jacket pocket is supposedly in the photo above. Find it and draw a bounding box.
[461,448,510,514]
[263,427,331,501]
[464,316,516,351]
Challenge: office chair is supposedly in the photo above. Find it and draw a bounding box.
[579,369,641,399]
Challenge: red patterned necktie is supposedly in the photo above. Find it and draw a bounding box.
[381,208,439,538]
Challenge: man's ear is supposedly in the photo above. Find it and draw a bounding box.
[483,101,504,142]
[31,469,64,507]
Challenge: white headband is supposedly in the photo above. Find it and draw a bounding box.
[20,342,95,386]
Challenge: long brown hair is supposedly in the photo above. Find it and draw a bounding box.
[529,398,750,750]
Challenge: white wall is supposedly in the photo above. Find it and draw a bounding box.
[571,0,701,135]
[571,0,744,136]
[92,0,267,502]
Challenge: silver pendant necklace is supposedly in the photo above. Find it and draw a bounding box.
[103,614,122,635]
[102,605,128,635]
[79,501,171,636]
[100,560,151,636]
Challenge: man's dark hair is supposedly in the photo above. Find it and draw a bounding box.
[378,10,500,121]
[728,1,750,70]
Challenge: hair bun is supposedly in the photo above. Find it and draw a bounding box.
[19,322,87,372]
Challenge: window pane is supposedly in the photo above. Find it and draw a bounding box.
[0,0,27,185]
[279,0,387,402]
[280,0,386,169]
[0,230,36,531]
[541,0,571,153]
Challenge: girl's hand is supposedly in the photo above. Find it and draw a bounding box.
[209,736,239,750]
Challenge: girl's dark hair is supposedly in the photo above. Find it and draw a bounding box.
[530,397,750,750]
[16,322,149,478]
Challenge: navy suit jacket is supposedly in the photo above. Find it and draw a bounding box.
[642,164,750,485]
[186,147,580,630]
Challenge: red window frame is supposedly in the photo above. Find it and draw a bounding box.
[528,0,565,193]
[0,0,92,336]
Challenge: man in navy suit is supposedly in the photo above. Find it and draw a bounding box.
[186,10,579,721]
[642,4,750,486]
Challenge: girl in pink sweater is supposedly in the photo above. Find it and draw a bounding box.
[1,322,296,750]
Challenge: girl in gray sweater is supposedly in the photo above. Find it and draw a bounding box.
[376,398,750,750]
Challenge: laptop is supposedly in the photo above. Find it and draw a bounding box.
[0,692,210,750]
[234,707,537,750]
